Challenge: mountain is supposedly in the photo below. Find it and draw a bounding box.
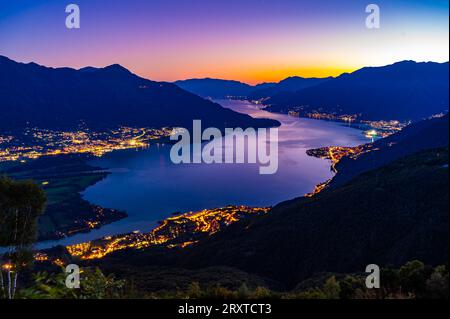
[174,78,256,99]
[0,56,279,131]
[174,76,332,100]
[248,76,332,100]
[331,114,449,187]
[266,61,449,121]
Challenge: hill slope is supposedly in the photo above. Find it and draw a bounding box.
[174,78,256,99]
[266,61,449,121]
[248,76,332,100]
[177,148,448,286]
[0,56,278,131]
[91,115,449,288]
[331,114,449,187]
[175,76,331,100]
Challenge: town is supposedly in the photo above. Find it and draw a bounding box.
[0,126,174,162]
[36,205,270,264]
[306,145,374,173]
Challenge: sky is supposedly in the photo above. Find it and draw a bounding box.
[0,0,448,84]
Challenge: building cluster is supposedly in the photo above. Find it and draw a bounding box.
[0,126,173,162]
[64,205,270,261]
[278,106,407,138]
[305,179,332,198]
[361,120,407,138]
[63,206,126,237]
[307,145,373,172]
[305,145,375,197]
[306,112,359,122]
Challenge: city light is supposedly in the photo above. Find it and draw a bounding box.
[63,205,270,260]
[0,126,173,162]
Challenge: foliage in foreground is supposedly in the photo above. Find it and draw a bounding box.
[19,267,125,299]
[13,261,448,299]
[0,176,46,299]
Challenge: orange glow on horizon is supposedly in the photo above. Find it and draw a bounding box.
[228,66,357,85]
[134,65,358,86]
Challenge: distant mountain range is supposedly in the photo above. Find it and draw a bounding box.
[174,78,260,99]
[0,56,279,131]
[266,61,449,121]
[176,61,449,122]
[248,76,333,100]
[174,76,331,99]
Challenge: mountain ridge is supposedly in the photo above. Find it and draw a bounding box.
[331,114,449,187]
[0,56,279,131]
[175,76,332,99]
[265,60,449,121]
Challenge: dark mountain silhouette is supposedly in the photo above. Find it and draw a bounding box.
[248,76,332,100]
[174,78,257,99]
[266,61,449,121]
[175,76,332,100]
[0,56,279,131]
[331,114,449,187]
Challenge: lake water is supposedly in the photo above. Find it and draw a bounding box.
[36,100,369,249]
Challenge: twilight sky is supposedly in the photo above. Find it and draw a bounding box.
[0,0,448,84]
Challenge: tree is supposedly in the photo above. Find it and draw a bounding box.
[237,283,250,299]
[20,267,125,299]
[186,281,202,299]
[251,286,273,299]
[380,266,400,298]
[0,177,46,299]
[398,260,430,297]
[339,275,364,299]
[426,265,449,299]
[323,276,341,299]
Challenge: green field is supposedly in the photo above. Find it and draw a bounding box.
[0,155,126,240]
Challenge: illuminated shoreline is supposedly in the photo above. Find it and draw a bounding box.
[0,126,174,163]
[35,205,270,263]
[304,144,377,197]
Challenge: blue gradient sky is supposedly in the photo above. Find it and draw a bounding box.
[0,0,448,83]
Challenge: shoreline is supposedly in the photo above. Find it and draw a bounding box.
[35,106,370,251]
[3,101,372,250]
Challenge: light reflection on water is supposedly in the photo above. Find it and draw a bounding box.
[35,100,369,249]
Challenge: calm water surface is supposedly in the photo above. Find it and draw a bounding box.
[37,100,369,248]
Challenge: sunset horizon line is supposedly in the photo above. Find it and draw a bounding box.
[2,54,448,86]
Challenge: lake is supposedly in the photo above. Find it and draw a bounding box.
[36,100,369,248]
